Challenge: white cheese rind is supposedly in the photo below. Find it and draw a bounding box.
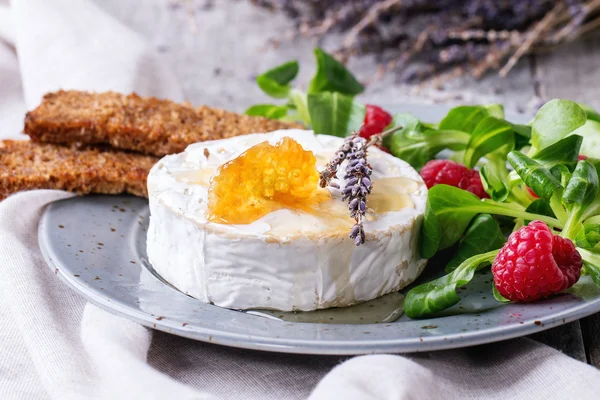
[147,130,428,311]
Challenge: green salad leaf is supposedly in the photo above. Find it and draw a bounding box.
[421,185,562,250]
[463,117,514,168]
[571,120,600,159]
[579,103,600,123]
[579,248,600,286]
[308,48,364,95]
[532,135,582,171]
[575,224,600,249]
[247,49,364,132]
[421,185,481,254]
[562,160,599,207]
[307,92,365,137]
[561,160,599,238]
[244,104,288,119]
[438,106,488,133]
[256,60,299,99]
[420,200,441,259]
[384,113,470,170]
[530,99,587,153]
[480,162,510,202]
[288,89,311,125]
[524,199,555,225]
[512,123,532,139]
[508,123,532,151]
[492,285,510,303]
[507,151,563,200]
[478,129,515,202]
[405,250,499,318]
[422,185,562,254]
[483,104,505,119]
[445,214,505,272]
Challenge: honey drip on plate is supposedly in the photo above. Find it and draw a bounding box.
[247,292,405,324]
[207,137,323,224]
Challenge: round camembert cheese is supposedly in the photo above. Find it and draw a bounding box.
[147,129,428,311]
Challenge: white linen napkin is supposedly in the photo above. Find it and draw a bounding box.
[1,1,600,399]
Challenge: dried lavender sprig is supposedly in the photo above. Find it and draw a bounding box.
[320,125,402,188]
[319,134,354,188]
[343,134,372,246]
[366,124,405,148]
[319,126,403,245]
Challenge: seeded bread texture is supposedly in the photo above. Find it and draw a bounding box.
[0,140,158,200]
[24,90,303,157]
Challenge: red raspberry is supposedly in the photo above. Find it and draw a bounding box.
[421,160,466,187]
[492,221,582,302]
[359,105,393,139]
[420,160,489,198]
[459,169,488,199]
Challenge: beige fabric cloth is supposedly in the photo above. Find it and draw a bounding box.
[1,1,600,399]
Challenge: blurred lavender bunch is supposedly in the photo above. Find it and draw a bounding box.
[251,0,600,85]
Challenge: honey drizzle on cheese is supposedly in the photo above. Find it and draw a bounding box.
[172,169,215,186]
[173,168,419,236]
[265,177,419,238]
[368,177,418,213]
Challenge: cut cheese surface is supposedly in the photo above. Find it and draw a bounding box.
[147,129,428,311]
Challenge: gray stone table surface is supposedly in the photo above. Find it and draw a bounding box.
[95,0,600,365]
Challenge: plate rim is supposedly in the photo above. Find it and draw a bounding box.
[38,196,600,355]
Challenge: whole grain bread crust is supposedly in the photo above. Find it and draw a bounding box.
[24,90,303,157]
[0,140,157,200]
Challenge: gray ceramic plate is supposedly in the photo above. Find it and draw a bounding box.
[37,104,600,355]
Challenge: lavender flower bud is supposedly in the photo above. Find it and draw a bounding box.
[361,177,372,189]
[329,131,376,246]
[349,223,365,246]
[354,234,363,246]
[348,158,360,167]
[329,181,340,189]
[349,223,361,239]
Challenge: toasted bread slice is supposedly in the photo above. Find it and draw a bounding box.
[24,90,303,157]
[0,140,157,200]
